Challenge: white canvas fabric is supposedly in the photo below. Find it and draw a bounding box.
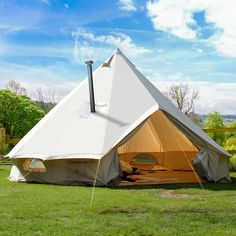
[7,48,230,184]
[9,150,120,185]
[7,49,159,160]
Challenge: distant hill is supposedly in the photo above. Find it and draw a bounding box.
[200,114,236,123]
[222,115,236,122]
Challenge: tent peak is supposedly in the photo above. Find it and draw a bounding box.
[115,48,122,54]
[102,48,123,67]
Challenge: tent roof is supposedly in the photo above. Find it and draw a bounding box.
[7,49,230,160]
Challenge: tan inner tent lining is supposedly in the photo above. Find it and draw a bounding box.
[117,110,202,185]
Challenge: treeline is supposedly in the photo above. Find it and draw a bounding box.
[0,80,56,140]
[165,84,236,156]
[204,112,236,156]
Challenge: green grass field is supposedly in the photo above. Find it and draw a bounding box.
[1,166,236,236]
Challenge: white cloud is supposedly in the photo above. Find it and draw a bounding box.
[149,76,236,114]
[195,48,203,53]
[146,0,205,39]
[118,0,137,12]
[72,30,150,62]
[64,3,69,9]
[139,66,236,114]
[0,63,77,101]
[194,82,236,114]
[205,1,236,57]
[146,0,236,57]
[0,23,28,33]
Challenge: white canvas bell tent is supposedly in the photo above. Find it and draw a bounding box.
[7,48,231,186]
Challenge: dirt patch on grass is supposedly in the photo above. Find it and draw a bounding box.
[100,207,145,215]
[159,190,195,199]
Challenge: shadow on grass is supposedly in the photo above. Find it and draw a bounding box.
[100,207,147,215]
[109,177,236,191]
[11,179,236,191]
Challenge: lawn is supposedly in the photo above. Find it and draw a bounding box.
[1,166,236,236]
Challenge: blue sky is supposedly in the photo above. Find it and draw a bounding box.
[0,0,235,114]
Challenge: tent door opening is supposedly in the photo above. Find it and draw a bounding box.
[117,110,203,186]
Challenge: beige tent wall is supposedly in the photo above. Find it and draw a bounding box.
[8,150,120,186]
[163,111,230,181]
[118,110,199,171]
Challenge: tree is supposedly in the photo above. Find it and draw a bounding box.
[224,120,236,157]
[204,112,225,145]
[0,90,45,138]
[34,88,56,113]
[225,120,236,139]
[34,87,56,104]
[165,83,199,114]
[187,112,202,125]
[5,80,27,96]
[5,80,56,113]
[224,136,236,152]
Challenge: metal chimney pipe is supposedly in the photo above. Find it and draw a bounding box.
[85,60,96,113]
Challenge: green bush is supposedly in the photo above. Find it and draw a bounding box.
[224,136,236,158]
[0,90,45,138]
[230,157,236,171]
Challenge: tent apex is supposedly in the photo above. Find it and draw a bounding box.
[115,48,122,54]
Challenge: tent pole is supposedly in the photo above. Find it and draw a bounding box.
[23,171,32,178]
[165,115,204,189]
[88,159,101,212]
